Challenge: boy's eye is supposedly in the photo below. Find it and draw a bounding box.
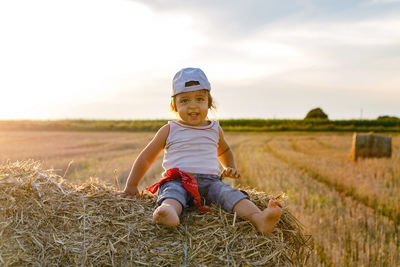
[196,97,204,101]
[180,99,189,103]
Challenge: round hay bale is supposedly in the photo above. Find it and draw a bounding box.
[0,160,311,266]
[351,132,392,161]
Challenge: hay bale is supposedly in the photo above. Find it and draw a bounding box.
[351,132,392,161]
[0,160,311,266]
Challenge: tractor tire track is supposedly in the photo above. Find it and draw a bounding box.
[234,136,399,266]
[264,141,400,225]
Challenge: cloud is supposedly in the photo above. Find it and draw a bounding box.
[126,0,400,84]
[367,0,400,4]
[130,0,394,38]
[1,0,399,119]
[180,15,400,92]
[129,0,312,39]
[266,18,400,46]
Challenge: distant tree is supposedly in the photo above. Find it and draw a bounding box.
[305,107,329,120]
[377,115,399,120]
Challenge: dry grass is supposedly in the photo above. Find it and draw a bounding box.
[1,130,399,266]
[228,132,400,266]
[265,133,400,223]
[0,131,163,187]
[0,160,309,266]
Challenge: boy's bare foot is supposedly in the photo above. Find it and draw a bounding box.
[153,205,180,227]
[251,199,282,234]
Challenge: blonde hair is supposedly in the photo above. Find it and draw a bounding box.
[169,90,217,113]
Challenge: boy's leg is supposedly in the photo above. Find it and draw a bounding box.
[233,198,282,235]
[153,198,182,227]
[155,180,189,227]
[206,180,282,234]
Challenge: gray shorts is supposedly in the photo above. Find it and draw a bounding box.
[157,173,249,212]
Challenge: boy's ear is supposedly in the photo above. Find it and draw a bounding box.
[170,98,178,112]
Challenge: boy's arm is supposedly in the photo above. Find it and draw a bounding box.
[217,126,241,179]
[118,124,169,198]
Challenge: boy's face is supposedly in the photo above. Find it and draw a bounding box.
[175,90,209,126]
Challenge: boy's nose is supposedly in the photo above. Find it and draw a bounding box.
[188,101,198,108]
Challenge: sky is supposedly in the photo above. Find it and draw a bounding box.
[0,0,399,120]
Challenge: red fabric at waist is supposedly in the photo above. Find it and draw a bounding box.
[145,168,211,212]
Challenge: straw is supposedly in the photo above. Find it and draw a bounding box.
[0,160,311,266]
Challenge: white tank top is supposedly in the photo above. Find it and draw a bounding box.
[162,121,220,176]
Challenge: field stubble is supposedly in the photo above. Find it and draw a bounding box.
[229,132,399,266]
[1,130,399,266]
[0,131,164,189]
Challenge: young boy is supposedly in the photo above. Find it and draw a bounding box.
[117,67,282,234]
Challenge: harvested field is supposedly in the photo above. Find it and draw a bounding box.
[0,130,399,266]
[0,161,309,266]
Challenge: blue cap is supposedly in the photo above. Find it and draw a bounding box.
[172,67,211,96]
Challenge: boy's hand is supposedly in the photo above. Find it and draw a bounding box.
[221,167,241,179]
[115,186,140,199]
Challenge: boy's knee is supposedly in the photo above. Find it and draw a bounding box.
[207,182,249,212]
[157,181,189,208]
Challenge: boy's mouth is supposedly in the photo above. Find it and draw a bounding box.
[189,112,199,118]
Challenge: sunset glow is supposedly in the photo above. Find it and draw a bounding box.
[1,0,399,119]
